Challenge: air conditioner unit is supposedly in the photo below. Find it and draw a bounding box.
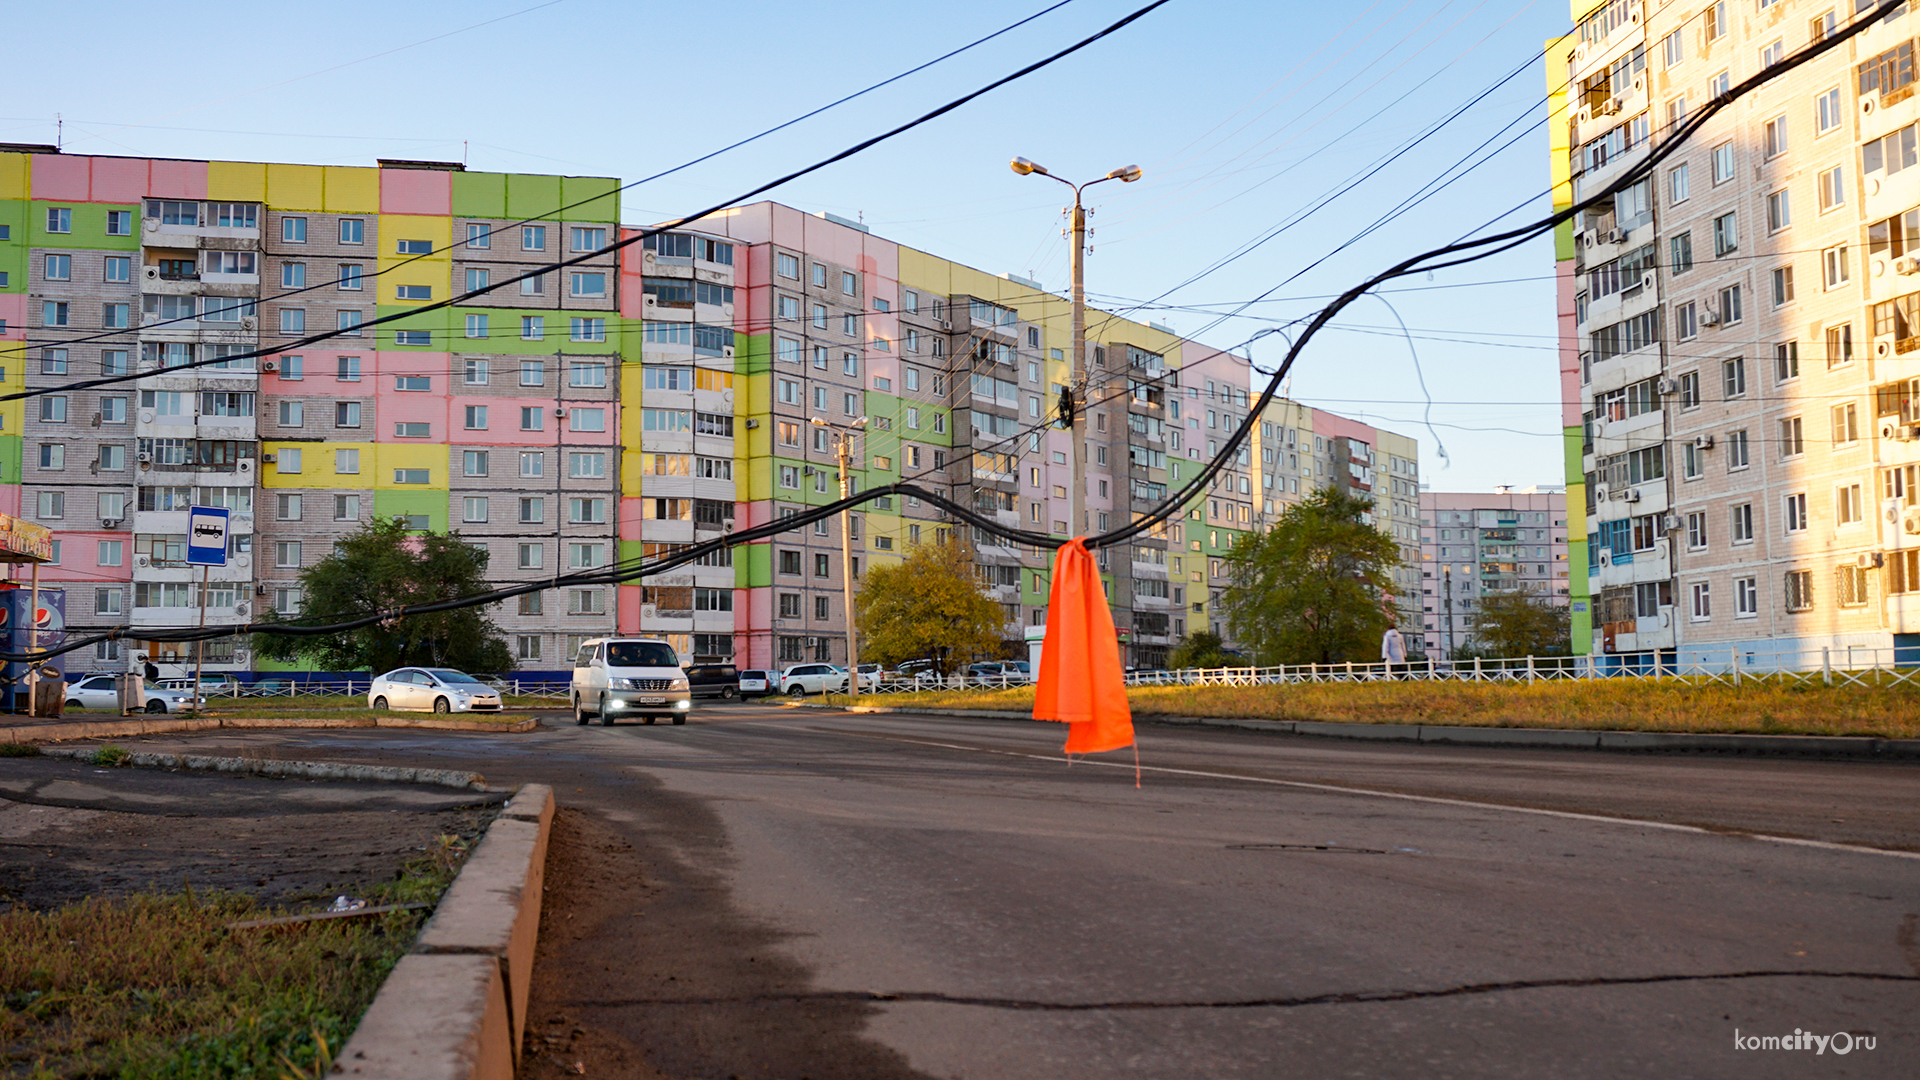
[937,319,951,331]
[260,452,276,463]
[1700,309,1722,327]
[1597,97,1620,117]
[1639,270,1657,292]
[1906,507,1920,535]
[802,466,814,476]
[1597,548,1613,567]
[723,345,735,357]
[255,584,268,597]
[143,265,160,281]
[101,517,121,529]
[260,360,278,373]
[1582,229,1599,248]
[1594,485,1611,502]
[1896,255,1920,276]
[555,407,568,417]
[1883,422,1915,443]
[1623,488,1641,502]
[240,316,255,330]
[1656,378,1678,395]
[136,450,153,463]
[641,603,658,619]
[1662,514,1680,531]
[134,554,151,568]
[1694,434,1714,450]
[1876,337,1895,358]
[1606,227,1628,245]
[744,418,759,429]
[1857,552,1885,569]
[141,217,160,232]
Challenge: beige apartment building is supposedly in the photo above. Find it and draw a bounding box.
[1420,487,1571,656]
[1556,0,1920,668]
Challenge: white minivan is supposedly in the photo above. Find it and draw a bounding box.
[571,637,692,726]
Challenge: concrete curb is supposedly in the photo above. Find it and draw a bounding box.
[35,746,492,791]
[826,704,1920,759]
[0,714,539,744]
[334,782,554,1078]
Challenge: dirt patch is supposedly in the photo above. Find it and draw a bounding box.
[0,756,501,911]
[521,799,933,1080]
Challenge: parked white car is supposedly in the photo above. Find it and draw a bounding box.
[367,668,503,714]
[738,669,773,697]
[780,664,851,696]
[570,637,691,725]
[64,674,203,714]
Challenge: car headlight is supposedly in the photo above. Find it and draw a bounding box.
[668,678,689,692]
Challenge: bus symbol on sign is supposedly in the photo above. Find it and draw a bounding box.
[187,507,230,567]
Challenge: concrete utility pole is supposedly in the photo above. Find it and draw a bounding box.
[814,416,867,700]
[1444,565,1456,659]
[1009,159,1141,539]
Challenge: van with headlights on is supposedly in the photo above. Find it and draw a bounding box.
[571,637,691,726]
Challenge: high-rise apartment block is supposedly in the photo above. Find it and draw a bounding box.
[0,148,1419,676]
[1551,0,1920,665]
[1419,487,1571,655]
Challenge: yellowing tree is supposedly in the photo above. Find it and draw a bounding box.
[856,540,1004,674]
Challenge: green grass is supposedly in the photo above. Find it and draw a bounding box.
[88,745,130,767]
[0,833,473,1079]
[61,695,535,724]
[0,742,40,757]
[866,677,1920,739]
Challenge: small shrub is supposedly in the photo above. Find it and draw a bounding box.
[0,741,41,757]
[90,745,132,766]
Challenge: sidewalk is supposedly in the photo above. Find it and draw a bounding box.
[817,702,1920,759]
[0,712,539,743]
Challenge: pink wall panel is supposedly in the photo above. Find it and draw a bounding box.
[380,169,450,216]
[375,391,449,437]
[1310,409,1378,445]
[617,582,642,635]
[451,398,577,446]
[89,158,150,203]
[1557,263,1583,428]
[372,350,444,379]
[0,488,19,518]
[0,293,26,328]
[30,154,90,201]
[148,159,208,199]
[619,228,648,320]
[557,401,618,446]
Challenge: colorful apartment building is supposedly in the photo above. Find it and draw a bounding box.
[1550,0,1920,668]
[1,146,1420,677]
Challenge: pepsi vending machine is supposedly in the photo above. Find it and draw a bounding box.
[0,588,66,713]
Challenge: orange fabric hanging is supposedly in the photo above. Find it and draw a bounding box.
[1033,538,1134,755]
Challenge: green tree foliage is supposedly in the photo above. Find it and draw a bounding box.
[1218,486,1402,665]
[1168,630,1233,669]
[855,540,1004,674]
[1466,585,1571,658]
[254,518,514,674]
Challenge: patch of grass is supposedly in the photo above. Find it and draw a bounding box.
[873,677,1920,739]
[0,742,40,757]
[0,833,475,1078]
[88,745,131,767]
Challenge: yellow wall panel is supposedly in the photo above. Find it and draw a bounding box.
[265,164,325,211]
[0,153,28,201]
[207,160,267,203]
[376,215,453,292]
[323,166,380,212]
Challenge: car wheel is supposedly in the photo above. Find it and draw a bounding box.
[432,696,451,715]
[789,685,806,697]
[672,714,687,725]
[373,696,388,710]
[145,700,168,715]
[721,686,737,700]
[574,696,590,726]
[599,695,615,726]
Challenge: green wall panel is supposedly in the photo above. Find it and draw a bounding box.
[740,543,771,588]
[30,202,139,251]
[560,176,620,223]
[373,490,447,531]
[449,172,508,219]
[505,174,563,222]
[0,436,20,484]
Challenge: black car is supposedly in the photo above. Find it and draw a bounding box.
[685,664,740,700]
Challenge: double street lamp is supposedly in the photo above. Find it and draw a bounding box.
[1009,158,1142,539]
[813,416,867,701]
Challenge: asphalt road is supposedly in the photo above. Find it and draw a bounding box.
[111,704,1920,1078]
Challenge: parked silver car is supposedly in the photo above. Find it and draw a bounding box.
[779,664,850,696]
[367,668,503,714]
[64,674,203,714]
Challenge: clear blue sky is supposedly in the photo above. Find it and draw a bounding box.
[6,0,1572,493]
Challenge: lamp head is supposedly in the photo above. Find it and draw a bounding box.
[853,416,869,429]
[1108,164,1144,183]
[1010,157,1046,177]
[810,417,827,426]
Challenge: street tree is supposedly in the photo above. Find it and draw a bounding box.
[1167,630,1233,669]
[1466,585,1570,658]
[1218,486,1401,665]
[855,539,1004,674]
[255,517,515,675]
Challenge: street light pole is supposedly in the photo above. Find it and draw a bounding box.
[1444,565,1456,660]
[1010,158,1141,539]
[815,416,867,701]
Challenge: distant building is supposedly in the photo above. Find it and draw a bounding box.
[1420,487,1570,656]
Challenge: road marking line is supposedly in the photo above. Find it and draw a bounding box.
[829,728,1920,862]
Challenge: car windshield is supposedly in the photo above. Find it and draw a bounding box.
[424,669,487,685]
[606,642,679,668]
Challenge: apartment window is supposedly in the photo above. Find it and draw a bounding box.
[516,314,544,341]
[1731,502,1754,544]
[778,549,802,575]
[522,273,545,296]
[813,553,831,578]
[461,313,488,339]
[842,271,857,296]
[466,222,492,249]
[1710,70,1730,97]
[569,497,606,524]
[45,206,71,233]
[1767,189,1790,232]
[522,225,546,251]
[1837,482,1864,526]
[1727,429,1749,469]
[279,308,306,334]
[520,452,544,479]
[42,301,68,327]
[334,401,361,428]
[282,216,307,243]
[460,401,490,431]
[1670,232,1693,274]
[776,253,800,278]
[1825,323,1853,368]
[1690,582,1711,621]
[1774,341,1799,383]
[1722,357,1746,399]
[1686,511,1708,551]
[571,227,606,252]
[43,253,72,281]
[1677,371,1701,411]
[518,592,544,617]
[337,310,364,336]
[1819,166,1848,213]
[842,313,858,337]
[570,272,606,298]
[1734,576,1758,618]
[275,492,302,521]
[1717,284,1742,325]
[1832,402,1859,445]
[569,318,605,342]
[569,452,606,478]
[568,589,605,616]
[1712,212,1737,256]
[333,494,360,521]
[338,219,364,245]
[1784,569,1814,612]
[335,355,360,382]
[1822,244,1850,289]
[1784,492,1808,533]
[1817,87,1843,134]
[1764,114,1788,158]
[394,422,430,438]
[1712,142,1735,184]
[1761,39,1784,68]
[275,541,302,568]
[392,468,429,485]
[1836,565,1870,608]
[518,497,544,525]
[271,447,303,474]
[1779,416,1804,458]
[1771,267,1794,307]
[40,395,67,423]
[462,496,489,524]
[333,448,356,474]
[569,361,607,388]
[1661,27,1683,67]
[570,407,605,432]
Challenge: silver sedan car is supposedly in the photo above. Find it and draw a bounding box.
[367,668,503,714]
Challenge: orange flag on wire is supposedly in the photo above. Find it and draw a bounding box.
[1033,538,1134,755]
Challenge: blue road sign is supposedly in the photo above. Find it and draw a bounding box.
[187,506,230,566]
